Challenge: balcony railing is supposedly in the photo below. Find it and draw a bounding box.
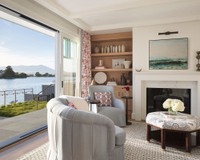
[0,88,33,105]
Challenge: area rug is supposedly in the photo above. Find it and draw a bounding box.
[17,121,200,160]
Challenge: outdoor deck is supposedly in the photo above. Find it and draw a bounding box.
[0,108,47,143]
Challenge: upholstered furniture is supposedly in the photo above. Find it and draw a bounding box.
[146,112,200,154]
[47,95,126,160]
[88,86,126,127]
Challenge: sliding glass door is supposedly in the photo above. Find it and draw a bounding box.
[62,37,80,96]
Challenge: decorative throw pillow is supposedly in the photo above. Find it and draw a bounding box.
[93,91,112,107]
[68,100,78,110]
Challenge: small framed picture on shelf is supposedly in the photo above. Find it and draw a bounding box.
[112,59,125,68]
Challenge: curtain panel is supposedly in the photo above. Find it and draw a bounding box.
[81,31,91,99]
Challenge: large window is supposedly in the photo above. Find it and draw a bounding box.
[62,38,78,96]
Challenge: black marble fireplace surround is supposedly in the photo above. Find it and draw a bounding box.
[146,88,191,115]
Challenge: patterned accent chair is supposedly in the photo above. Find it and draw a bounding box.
[88,86,126,127]
[47,96,126,160]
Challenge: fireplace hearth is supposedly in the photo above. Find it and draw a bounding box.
[146,88,191,115]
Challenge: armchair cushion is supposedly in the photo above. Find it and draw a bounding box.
[98,107,125,127]
[94,91,112,107]
[115,126,126,146]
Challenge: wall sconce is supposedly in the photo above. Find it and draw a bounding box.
[158,31,178,35]
[196,51,200,71]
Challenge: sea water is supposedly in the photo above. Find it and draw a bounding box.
[0,77,55,106]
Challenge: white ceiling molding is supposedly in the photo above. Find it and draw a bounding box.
[33,0,92,33]
[69,0,190,19]
[33,0,200,34]
[91,14,200,32]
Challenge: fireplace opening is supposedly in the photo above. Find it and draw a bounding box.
[146,88,191,115]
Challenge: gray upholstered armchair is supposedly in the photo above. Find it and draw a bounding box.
[88,86,126,127]
[47,96,126,160]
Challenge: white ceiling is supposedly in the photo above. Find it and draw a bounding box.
[34,0,200,34]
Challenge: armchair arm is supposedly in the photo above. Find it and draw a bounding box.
[113,98,125,110]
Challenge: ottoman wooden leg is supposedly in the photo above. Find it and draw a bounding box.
[186,132,191,154]
[197,130,200,146]
[146,124,151,143]
[161,129,166,151]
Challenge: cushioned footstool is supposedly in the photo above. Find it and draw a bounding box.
[146,112,200,154]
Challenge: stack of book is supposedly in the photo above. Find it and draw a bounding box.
[107,81,117,86]
[95,66,106,69]
[160,112,188,119]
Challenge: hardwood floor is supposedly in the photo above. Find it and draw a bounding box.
[0,130,48,160]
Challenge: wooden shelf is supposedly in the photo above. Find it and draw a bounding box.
[91,52,132,57]
[91,32,132,42]
[91,68,132,72]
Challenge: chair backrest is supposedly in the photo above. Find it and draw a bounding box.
[47,96,115,160]
[88,86,116,105]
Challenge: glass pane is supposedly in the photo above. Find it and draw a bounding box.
[63,58,77,96]
[63,37,77,96]
[71,40,77,58]
[63,38,77,59]
[63,38,70,57]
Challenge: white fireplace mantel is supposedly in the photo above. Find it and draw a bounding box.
[133,72,200,121]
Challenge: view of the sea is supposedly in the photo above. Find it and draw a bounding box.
[0,77,55,106]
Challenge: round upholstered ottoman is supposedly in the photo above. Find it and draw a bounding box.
[146,112,200,154]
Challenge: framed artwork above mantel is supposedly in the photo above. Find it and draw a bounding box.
[149,38,188,70]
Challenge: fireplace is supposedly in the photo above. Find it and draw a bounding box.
[146,88,191,115]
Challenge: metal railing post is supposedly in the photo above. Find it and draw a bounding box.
[37,95,39,110]
[14,90,16,104]
[4,91,6,106]
[24,89,25,102]
[32,88,33,101]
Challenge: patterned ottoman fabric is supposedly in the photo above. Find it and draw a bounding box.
[146,112,200,131]
[93,91,112,107]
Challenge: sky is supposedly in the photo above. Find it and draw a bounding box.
[150,38,188,60]
[0,18,55,69]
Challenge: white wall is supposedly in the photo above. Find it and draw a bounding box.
[132,21,200,120]
[133,21,200,73]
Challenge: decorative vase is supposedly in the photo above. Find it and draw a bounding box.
[115,46,118,53]
[127,79,131,85]
[110,45,113,53]
[121,73,126,85]
[94,46,100,53]
[112,46,115,53]
[121,45,125,52]
[101,47,104,53]
[104,46,107,53]
[126,91,129,97]
[168,107,177,115]
[123,61,131,68]
[107,45,110,53]
[99,60,103,66]
[118,45,121,52]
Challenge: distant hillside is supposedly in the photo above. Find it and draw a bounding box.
[0,65,55,74]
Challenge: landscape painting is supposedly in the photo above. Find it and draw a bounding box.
[149,38,188,70]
